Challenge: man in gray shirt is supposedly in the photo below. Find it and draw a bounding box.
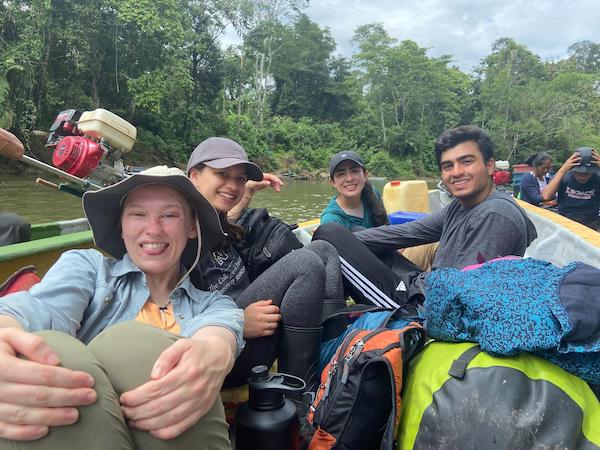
[314,125,537,308]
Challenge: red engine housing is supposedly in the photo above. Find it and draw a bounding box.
[492,170,511,186]
[52,136,104,179]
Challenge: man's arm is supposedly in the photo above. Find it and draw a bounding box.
[593,149,600,170]
[354,211,444,253]
[542,153,580,201]
[0,128,24,160]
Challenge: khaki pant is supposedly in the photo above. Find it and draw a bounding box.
[0,322,231,450]
[401,242,439,272]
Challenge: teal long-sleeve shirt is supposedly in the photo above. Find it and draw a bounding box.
[320,196,375,230]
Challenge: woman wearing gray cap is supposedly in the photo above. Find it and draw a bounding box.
[187,137,344,397]
[540,147,600,230]
[0,166,243,449]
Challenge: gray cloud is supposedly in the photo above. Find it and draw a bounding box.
[305,0,600,71]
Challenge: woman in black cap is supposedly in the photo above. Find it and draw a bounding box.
[541,147,600,230]
[321,150,388,230]
[0,167,242,449]
[187,137,345,397]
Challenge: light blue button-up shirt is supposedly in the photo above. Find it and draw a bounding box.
[0,249,245,354]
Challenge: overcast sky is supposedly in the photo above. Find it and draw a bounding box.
[295,0,600,72]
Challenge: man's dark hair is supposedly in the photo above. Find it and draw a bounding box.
[434,125,494,167]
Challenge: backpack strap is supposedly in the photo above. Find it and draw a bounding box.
[320,303,389,323]
[380,409,396,450]
[448,345,482,379]
[384,304,421,325]
[320,304,420,326]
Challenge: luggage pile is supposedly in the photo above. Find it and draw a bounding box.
[2,257,599,450]
[303,257,600,450]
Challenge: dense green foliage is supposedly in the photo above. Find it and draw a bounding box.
[2,1,600,176]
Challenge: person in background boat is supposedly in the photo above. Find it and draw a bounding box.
[314,125,538,308]
[320,150,389,230]
[186,137,344,396]
[0,127,31,246]
[0,166,243,449]
[540,147,600,231]
[519,152,554,206]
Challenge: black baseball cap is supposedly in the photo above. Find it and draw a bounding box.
[572,147,600,174]
[328,150,365,178]
[186,137,263,181]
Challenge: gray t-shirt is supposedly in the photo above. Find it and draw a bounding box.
[354,190,538,269]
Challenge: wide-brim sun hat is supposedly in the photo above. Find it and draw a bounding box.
[82,166,226,264]
[186,137,263,181]
[571,147,600,174]
[328,150,366,178]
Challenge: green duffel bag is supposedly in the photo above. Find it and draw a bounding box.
[398,342,600,450]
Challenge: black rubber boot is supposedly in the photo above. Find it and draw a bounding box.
[278,325,323,448]
[278,324,322,397]
[320,299,347,341]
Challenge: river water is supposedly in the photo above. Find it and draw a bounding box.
[1,173,395,224]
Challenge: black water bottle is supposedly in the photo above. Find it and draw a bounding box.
[235,365,306,450]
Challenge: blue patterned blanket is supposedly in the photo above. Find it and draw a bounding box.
[425,258,600,383]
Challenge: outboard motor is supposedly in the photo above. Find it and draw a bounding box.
[492,159,511,189]
[46,108,137,187]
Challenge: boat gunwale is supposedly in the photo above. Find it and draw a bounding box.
[0,230,93,262]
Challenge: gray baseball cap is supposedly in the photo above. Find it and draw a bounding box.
[186,137,263,181]
[572,147,600,173]
[328,150,365,178]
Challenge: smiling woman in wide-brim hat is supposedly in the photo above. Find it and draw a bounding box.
[0,165,243,448]
[83,165,226,269]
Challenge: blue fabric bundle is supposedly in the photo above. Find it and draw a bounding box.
[319,309,419,372]
[424,258,600,383]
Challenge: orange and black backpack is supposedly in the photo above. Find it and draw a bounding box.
[307,321,425,450]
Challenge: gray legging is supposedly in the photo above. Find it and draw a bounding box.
[224,240,343,387]
[0,322,231,450]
